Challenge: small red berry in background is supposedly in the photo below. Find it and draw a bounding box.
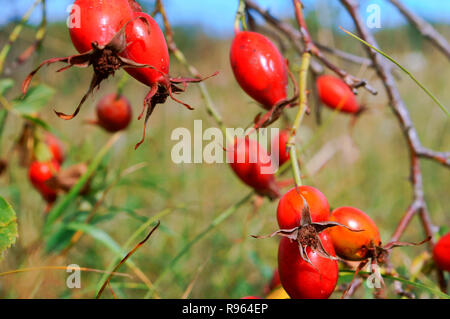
[278,233,338,299]
[28,160,60,203]
[277,186,330,229]
[433,232,450,272]
[44,133,65,165]
[316,75,361,114]
[227,137,280,200]
[328,206,381,261]
[272,130,290,166]
[95,93,132,133]
[230,31,288,110]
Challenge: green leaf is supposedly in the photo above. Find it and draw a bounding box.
[11,84,55,115]
[0,78,14,96]
[21,115,52,130]
[45,225,76,253]
[0,196,18,259]
[341,27,449,117]
[65,222,123,254]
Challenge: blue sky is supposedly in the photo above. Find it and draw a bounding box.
[1,0,449,37]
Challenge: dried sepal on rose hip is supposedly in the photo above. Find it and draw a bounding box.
[118,9,218,148]
[328,206,431,297]
[252,195,360,265]
[22,9,149,121]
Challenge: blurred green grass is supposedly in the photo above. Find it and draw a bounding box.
[0,17,448,298]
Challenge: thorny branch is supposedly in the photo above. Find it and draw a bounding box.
[388,0,450,60]
[243,0,378,95]
[241,0,449,296]
[339,0,448,293]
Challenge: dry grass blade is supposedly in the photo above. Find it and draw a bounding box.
[96,221,161,299]
[181,258,210,299]
[0,266,131,278]
[108,282,118,299]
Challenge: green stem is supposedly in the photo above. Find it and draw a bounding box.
[0,0,42,75]
[288,52,311,187]
[234,0,247,34]
[341,27,449,117]
[116,72,130,97]
[0,110,8,150]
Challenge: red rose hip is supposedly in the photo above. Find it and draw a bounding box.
[96,93,132,132]
[272,130,290,166]
[328,206,381,261]
[278,233,338,299]
[277,186,330,229]
[316,75,360,114]
[230,31,288,109]
[433,233,450,272]
[69,0,135,54]
[28,160,60,203]
[227,137,280,199]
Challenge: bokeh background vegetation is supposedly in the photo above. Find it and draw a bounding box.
[0,1,448,298]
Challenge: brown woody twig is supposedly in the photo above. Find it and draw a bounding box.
[244,0,378,95]
[388,0,450,60]
[340,0,448,293]
[96,221,161,299]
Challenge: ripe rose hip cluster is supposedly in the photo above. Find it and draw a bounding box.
[18,0,448,299]
[23,0,214,148]
[226,28,442,299]
[226,30,362,203]
[251,186,433,299]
